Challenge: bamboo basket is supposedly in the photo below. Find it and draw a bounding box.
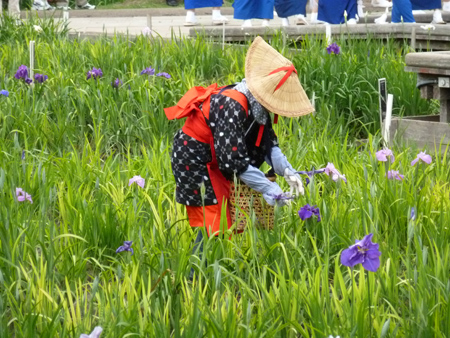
[229,176,276,231]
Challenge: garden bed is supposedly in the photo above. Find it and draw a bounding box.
[1,16,449,338]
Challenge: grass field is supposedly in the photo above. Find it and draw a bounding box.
[0,15,449,338]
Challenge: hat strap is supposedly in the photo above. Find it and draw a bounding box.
[268,65,298,92]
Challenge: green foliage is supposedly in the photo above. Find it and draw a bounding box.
[0,17,449,338]
[0,14,69,43]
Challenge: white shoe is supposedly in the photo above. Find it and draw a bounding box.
[241,19,252,27]
[443,2,450,12]
[296,14,308,25]
[432,9,446,24]
[347,18,357,25]
[372,0,392,7]
[31,1,45,10]
[56,5,71,9]
[212,15,228,25]
[281,18,289,27]
[375,13,388,24]
[184,20,198,26]
[310,12,325,24]
[77,2,95,9]
[44,2,55,9]
[357,0,365,19]
[212,10,228,25]
[184,10,198,26]
[262,19,270,27]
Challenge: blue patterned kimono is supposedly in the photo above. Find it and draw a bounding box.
[318,0,357,24]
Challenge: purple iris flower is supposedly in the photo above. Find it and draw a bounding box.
[410,207,416,220]
[86,67,103,80]
[21,150,25,160]
[141,67,155,76]
[386,170,404,181]
[340,233,381,272]
[326,43,340,55]
[298,204,321,222]
[296,167,326,186]
[324,163,347,183]
[129,175,145,188]
[0,90,8,97]
[272,192,294,201]
[116,241,133,255]
[34,73,48,83]
[112,78,122,88]
[80,326,103,338]
[156,72,171,79]
[14,65,29,80]
[375,149,394,163]
[14,65,33,84]
[411,151,432,166]
[16,188,33,204]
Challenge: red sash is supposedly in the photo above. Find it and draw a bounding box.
[164,84,248,234]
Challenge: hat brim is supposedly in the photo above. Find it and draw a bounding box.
[245,37,315,118]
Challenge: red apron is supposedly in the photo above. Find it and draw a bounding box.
[165,84,249,235]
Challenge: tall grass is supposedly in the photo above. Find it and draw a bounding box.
[0,17,449,338]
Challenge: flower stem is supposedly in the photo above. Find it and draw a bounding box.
[351,267,354,332]
[367,271,373,337]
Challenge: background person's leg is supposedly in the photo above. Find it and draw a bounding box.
[319,0,353,24]
[392,0,415,22]
[346,0,358,23]
[444,0,450,12]
[212,6,228,25]
[274,0,307,26]
[233,0,274,26]
[76,0,96,10]
[8,0,20,18]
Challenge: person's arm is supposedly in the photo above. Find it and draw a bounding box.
[266,146,304,196]
[239,165,288,206]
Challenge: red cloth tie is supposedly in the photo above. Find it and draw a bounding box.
[268,65,298,92]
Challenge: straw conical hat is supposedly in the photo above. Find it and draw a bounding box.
[245,36,314,117]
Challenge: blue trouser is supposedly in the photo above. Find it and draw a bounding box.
[392,0,415,23]
[233,0,274,19]
[185,0,222,9]
[274,0,307,17]
[411,0,441,10]
[318,0,357,24]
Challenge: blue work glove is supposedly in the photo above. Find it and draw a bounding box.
[239,165,290,207]
[266,147,304,196]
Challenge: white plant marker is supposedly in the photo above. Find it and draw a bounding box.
[147,14,152,30]
[63,9,69,22]
[325,24,332,45]
[411,27,416,50]
[383,94,394,147]
[29,40,35,85]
